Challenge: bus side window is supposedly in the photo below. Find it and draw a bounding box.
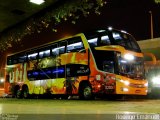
[101,35,111,45]
[39,49,50,59]
[88,38,98,47]
[52,48,59,56]
[13,59,18,64]
[58,46,65,54]
[12,55,18,64]
[7,56,12,65]
[51,44,58,57]
[28,52,38,60]
[112,32,125,46]
[67,37,85,53]
[103,61,114,73]
[67,41,85,53]
[59,41,66,54]
[18,55,27,63]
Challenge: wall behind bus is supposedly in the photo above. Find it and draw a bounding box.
[138,38,160,60]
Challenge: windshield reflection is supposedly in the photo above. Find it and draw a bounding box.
[118,58,145,79]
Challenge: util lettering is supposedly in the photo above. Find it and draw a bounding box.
[9,63,27,83]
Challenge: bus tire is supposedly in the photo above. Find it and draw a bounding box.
[79,84,94,100]
[16,89,22,99]
[61,95,69,100]
[22,87,29,99]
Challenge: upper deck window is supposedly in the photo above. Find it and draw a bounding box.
[112,31,141,52]
[67,37,84,53]
[28,52,38,60]
[85,29,141,52]
[18,55,27,63]
[88,38,98,47]
[7,53,27,65]
[67,42,84,52]
[39,48,51,58]
[87,30,111,48]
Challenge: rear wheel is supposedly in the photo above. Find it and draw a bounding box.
[16,89,22,99]
[79,84,94,100]
[22,87,29,99]
[61,95,69,99]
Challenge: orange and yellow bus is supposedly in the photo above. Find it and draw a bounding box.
[5,27,148,99]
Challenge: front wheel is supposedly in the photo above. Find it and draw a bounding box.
[79,84,94,100]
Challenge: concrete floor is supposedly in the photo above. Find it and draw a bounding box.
[0,98,160,120]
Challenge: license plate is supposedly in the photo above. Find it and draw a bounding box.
[105,86,114,89]
[135,90,141,93]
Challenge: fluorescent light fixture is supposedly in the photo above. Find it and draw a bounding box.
[108,27,113,31]
[29,0,45,5]
[121,30,127,34]
[97,30,105,33]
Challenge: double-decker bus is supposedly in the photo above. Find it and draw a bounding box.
[4,27,148,99]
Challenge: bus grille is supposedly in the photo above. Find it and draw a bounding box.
[129,83,144,88]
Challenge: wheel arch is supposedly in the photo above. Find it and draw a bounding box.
[12,84,20,93]
[12,84,21,98]
[78,80,92,93]
[22,84,29,91]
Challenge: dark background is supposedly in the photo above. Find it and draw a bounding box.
[4,0,160,53]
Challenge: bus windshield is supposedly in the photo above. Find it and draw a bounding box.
[118,57,145,79]
[85,29,141,52]
[91,49,145,79]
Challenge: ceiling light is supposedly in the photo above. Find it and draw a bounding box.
[29,0,45,5]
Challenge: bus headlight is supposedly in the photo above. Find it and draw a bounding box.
[144,82,148,87]
[123,88,129,92]
[120,80,130,86]
[152,76,160,85]
[0,78,4,83]
[121,87,129,92]
[124,81,130,86]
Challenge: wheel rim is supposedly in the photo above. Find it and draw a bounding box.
[16,90,21,98]
[23,91,28,98]
[83,86,92,98]
[23,88,29,98]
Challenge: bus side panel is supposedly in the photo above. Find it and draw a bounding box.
[27,51,90,95]
[5,63,27,95]
[27,60,66,95]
